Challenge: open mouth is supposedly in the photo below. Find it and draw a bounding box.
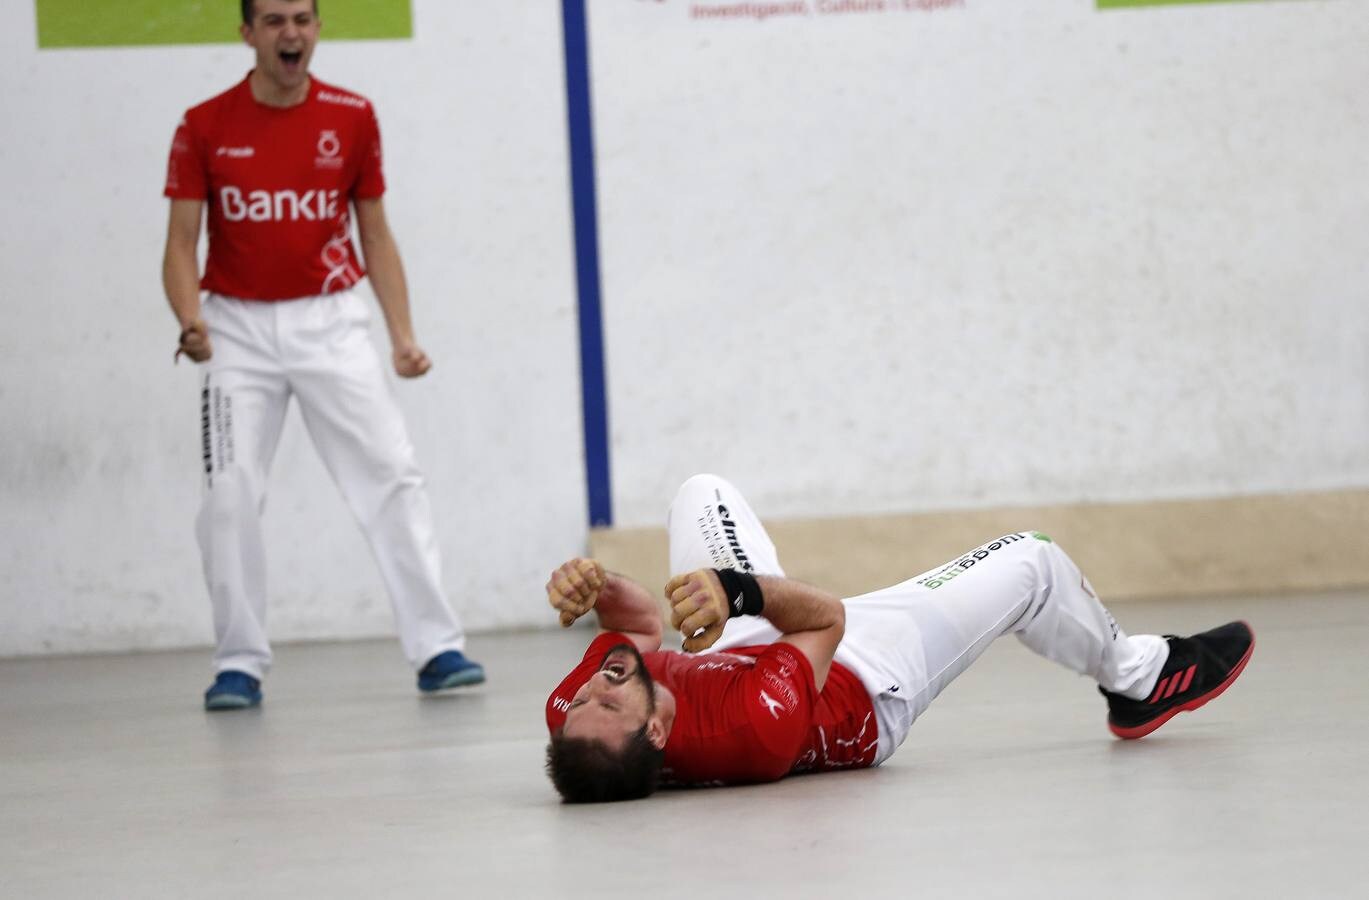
[279,50,303,67]
[599,651,636,684]
[601,660,630,684]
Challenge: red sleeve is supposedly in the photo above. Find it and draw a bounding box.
[545,632,632,733]
[163,115,206,200]
[739,642,818,767]
[353,107,385,199]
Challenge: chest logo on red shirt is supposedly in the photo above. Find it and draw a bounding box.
[316,130,344,170]
[220,185,341,223]
[759,690,785,719]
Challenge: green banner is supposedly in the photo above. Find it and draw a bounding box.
[36,0,412,49]
[1099,0,1287,7]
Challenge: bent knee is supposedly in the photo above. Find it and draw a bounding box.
[674,472,731,497]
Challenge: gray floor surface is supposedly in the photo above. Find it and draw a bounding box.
[2,590,1366,899]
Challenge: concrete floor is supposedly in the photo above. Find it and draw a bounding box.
[2,590,1366,899]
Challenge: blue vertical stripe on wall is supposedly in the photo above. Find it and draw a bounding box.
[560,0,613,527]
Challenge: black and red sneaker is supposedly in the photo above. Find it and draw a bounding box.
[1100,620,1255,740]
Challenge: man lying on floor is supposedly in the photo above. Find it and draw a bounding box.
[544,474,1255,803]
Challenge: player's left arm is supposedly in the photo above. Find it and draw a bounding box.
[667,571,844,690]
[353,196,430,378]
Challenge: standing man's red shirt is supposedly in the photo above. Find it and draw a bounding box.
[547,633,878,786]
[164,74,384,301]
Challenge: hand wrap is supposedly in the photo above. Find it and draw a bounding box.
[714,568,764,618]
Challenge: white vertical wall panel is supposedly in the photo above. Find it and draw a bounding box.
[589,0,1369,525]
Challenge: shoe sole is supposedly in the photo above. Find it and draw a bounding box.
[1109,621,1255,740]
[419,669,486,692]
[205,696,260,711]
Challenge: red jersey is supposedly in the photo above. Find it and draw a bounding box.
[547,633,878,787]
[164,74,385,301]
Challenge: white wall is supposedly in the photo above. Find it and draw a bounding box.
[590,0,1369,525]
[0,2,587,657]
[3,0,1367,657]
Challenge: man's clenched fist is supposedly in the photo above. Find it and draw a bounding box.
[176,318,212,363]
[547,557,605,628]
[665,569,728,652]
[392,341,432,378]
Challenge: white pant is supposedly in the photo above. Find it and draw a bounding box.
[666,474,1168,765]
[197,291,466,679]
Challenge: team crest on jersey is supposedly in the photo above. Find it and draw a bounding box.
[315,130,344,169]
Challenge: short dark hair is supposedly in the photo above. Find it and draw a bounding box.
[545,727,664,803]
[242,1,319,25]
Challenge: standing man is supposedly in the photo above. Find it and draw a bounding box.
[163,0,484,710]
[543,474,1254,802]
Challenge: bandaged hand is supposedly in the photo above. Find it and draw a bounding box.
[665,569,728,652]
[547,557,606,628]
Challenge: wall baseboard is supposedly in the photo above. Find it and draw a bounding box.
[590,489,1369,604]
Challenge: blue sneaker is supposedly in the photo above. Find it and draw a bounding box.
[204,670,262,711]
[418,650,486,692]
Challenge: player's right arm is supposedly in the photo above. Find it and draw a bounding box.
[546,558,662,654]
[163,198,211,362]
[666,571,845,690]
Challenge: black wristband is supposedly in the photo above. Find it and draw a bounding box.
[714,568,764,618]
